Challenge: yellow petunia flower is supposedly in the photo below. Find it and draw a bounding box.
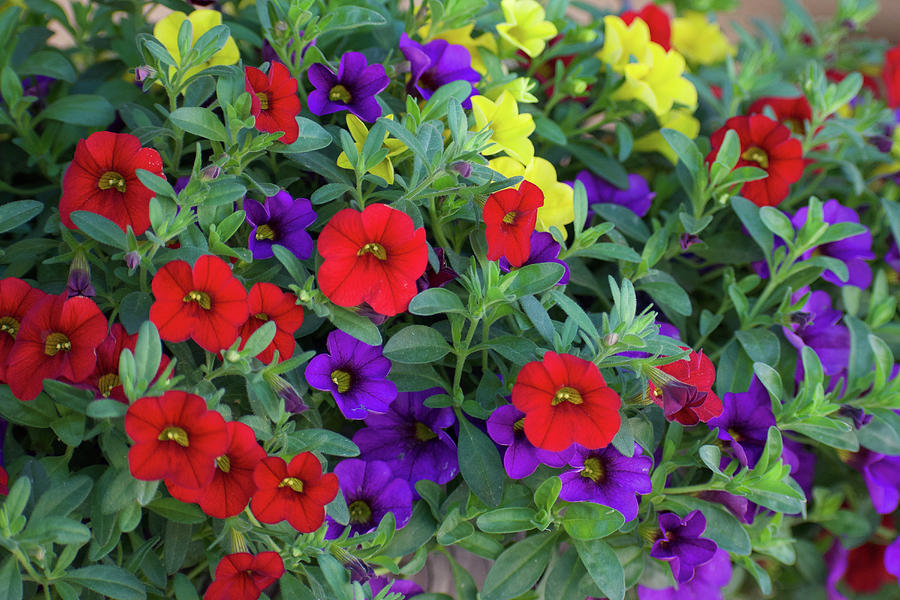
[671,12,735,65]
[336,115,406,185]
[496,0,558,59]
[418,23,498,75]
[489,156,574,237]
[471,92,536,165]
[633,109,701,164]
[153,9,240,81]
[613,43,698,116]
[598,15,652,73]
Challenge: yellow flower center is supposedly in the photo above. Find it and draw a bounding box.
[357,242,387,260]
[502,210,518,225]
[256,92,270,110]
[414,422,437,442]
[98,171,127,193]
[183,290,211,310]
[255,313,269,321]
[255,224,276,241]
[98,373,121,397]
[552,386,583,406]
[158,426,190,447]
[216,455,231,473]
[330,369,352,393]
[329,84,352,103]
[741,146,770,169]
[278,477,304,492]
[44,332,72,356]
[348,500,372,524]
[581,456,605,482]
[0,316,19,339]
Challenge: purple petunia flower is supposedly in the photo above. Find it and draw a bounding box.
[305,329,397,420]
[886,241,900,274]
[416,247,459,292]
[782,438,816,504]
[886,535,900,579]
[353,388,459,486]
[791,199,875,288]
[498,231,570,285]
[486,404,572,479]
[849,449,900,514]
[22,75,54,104]
[637,547,733,600]
[325,459,413,538]
[572,171,655,219]
[783,288,850,377]
[307,52,389,122]
[558,443,652,522]
[824,540,849,600]
[245,191,316,261]
[368,576,424,599]
[697,490,752,524]
[707,377,776,468]
[398,33,480,108]
[650,510,718,584]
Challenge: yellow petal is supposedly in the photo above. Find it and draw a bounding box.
[153,11,187,63]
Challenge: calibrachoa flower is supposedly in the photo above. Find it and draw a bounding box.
[559,443,652,522]
[498,231,570,285]
[885,42,900,109]
[149,254,249,353]
[316,204,428,317]
[748,95,814,135]
[671,12,735,65]
[488,156,574,236]
[245,61,302,144]
[783,288,850,377]
[621,4,671,50]
[238,283,304,364]
[368,577,424,599]
[486,404,572,479]
[0,277,46,383]
[60,131,164,235]
[512,352,622,452]
[335,114,406,185]
[399,33,480,107]
[707,377,776,468]
[638,548,733,600]
[6,294,107,401]
[166,421,265,519]
[849,449,900,514]
[0,420,8,496]
[706,114,804,207]
[483,181,544,267]
[304,329,397,419]
[125,390,228,489]
[353,388,459,485]
[647,349,723,425]
[203,552,285,600]
[153,9,239,80]
[416,247,459,291]
[650,510,718,584]
[496,0,558,58]
[245,191,316,261]
[307,52,389,122]
[86,323,169,402]
[574,171,654,218]
[826,538,898,599]
[471,92,535,164]
[419,23,498,75]
[325,459,413,538]
[250,451,339,532]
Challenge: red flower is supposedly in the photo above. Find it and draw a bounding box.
[238,283,304,364]
[621,4,671,50]
[483,181,544,268]
[647,349,723,425]
[245,62,302,144]
[747,96,813,135]
[150,255,249,353]
[166,421,265,519]
[706,115,804,207]
[204,552,285,600]
[5,294,107,401]
[250,452,339,532]
[60,131,164,235]
[0,467,8,497]
[0,277,46,383]
[86,323,170,402]
[844,542,895,593]
[317,204,428,317]
[512,351,621,452]
[884,44,900,108]
[125,390,229,489]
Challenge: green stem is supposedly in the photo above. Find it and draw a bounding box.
[428,197,451,249]
[659,483,722,495]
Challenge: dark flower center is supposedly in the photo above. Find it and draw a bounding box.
[98,373,121,397]
[98,171,127,193]
[256,92,270,110]
[502,210,518,225]
[0,316,19,339]
[255,313,269,321]
[183,290,211,310]
[255,224,276,240]
[513,417,525,432]
[357,242,387,260]
[348,500,373,524]
[330,369,352,393]
[552,386,583,406]
[44,332,72,356]
[414,421,437,441]
[785,118,804,135]
[278,477,304,492]
[158,426,190,447]
[216,455,231,473]
[741,146,769,169]
[329,84,353,103]
[581,456,606,483]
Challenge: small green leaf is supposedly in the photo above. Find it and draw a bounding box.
[575,539,625,600]
[286,429,360,456]
[65,565,147,600]
[328,306,382,346]
[562,503,625,540]
[39,95,115,127]
[457,416,504,507]
[383,325,452,364]
[476,507,537,534]
[481,532,557,600]
[0,200,43,234]
[168,107,227,142]
[70,211,128,249]
[409,287,466,315]
[146,498,206,524]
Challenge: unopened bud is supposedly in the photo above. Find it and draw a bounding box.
[265,372,308,413]
[229,528,248,554]
[134,65,155,82]
[125,251,141,270]
[679,233,701,250]
[66,253,95,298]
[225,349,241,363]
[451,161,472,178]
[200,165,221,180]
[603,333,619,346]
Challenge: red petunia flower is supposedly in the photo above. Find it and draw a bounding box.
[483,181,544,268]
[621,4,671,50]
[245,62,302,144]
[512,351,622,452]
[747,95,813,135]
[149,255,249,353]
[238,283,304,364]
[250,452,339,533]
[647,349,723,425]
[0,467,8,496]
[60,131,164,235]
[125,390,229,489]
[5,294,107,401]
[844,542,895,593]
[317,204,428,317]
[0,277,46,383]
[706,115,804,207]
[86,323,170,402]
[203,552,285,600]
[166,421,265,519]
[884,44,900,108]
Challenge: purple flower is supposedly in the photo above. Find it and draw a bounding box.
[637,548,733,600]
[325,459,413,538]
[398,33,480,108]
[650,510,718,584]
[707,377,775,468]
[22,75,54,103]
[486,404,571,479]
[558,443,652,522]
[261,36,315,66]
[498,232,570,285]
[886,241,900,274]
[783,288,850,377]
[824,541,849,600]
[573,171,654,218]
[791,199,875,288]
[307,52,389,123]
[838,404,872,429]
[782,438,816,503]
[353,388,459,485]
[416,247,459,292]
[850,449,900,514]
[368,576,424,599]
[697,491,752,524]
[305,330,397,420]
[245,191,316,261]
[885,535,900,579]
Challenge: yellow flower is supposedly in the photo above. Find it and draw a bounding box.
[633,109,701,164]
[496,0,558,58]
[489,156,574,237]
[153,9,240,81]
[336,115,406,185]
[418,23,498,75]
[598,15,652,73]
[471,92,535,164]
[613,43,697,116]
[485,77,539,103]
[671,12,735,65]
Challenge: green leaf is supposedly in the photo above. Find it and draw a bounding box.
[638,281,692,316]
[409,288,466,315]
[173,574,201,600]
[19,50,75,82]
[383,325,452,364]
[575,539,625,600]
[0,385,57,427]
[735,329,780,366]
[329,306,382,346]
[0,200,42,234]
[323,5,387,30]
[43,380,92,414]
[562,503,625,540]
[274,116,333,153]
[65,565,147,600]
[0,556,22,600]
[732,197,773,255]
[845,315,874,391]
[759,206,795,242]
[534,115,567,145]
[476,507,537,534]
[567,143,628,188]
[146,498,206,524]
[285,429,360,456]
[51,413,86,446]
[505,262,567,298]
[534,476,561,511]
[660,128,702,174]
[39,94,115,127]
[859,408,900,454]
[457,416,504,507]
[168,107,227,142]
[421,80,474,121]
[70,211,127,249]
[544,547,587,600]
[481,532,557,600]
[87,398,129,419]
[22,516,91,545]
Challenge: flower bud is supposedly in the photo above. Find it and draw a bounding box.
[451,161,472,178]
[134,65,155,82]
[603,333,619,346]
[66,253,95,298]
[679,233,701,250]
[125,251,141,271]
[200,165,221,180]
[265,372,308,413]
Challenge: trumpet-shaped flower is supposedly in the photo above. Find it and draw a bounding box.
[153,9,240,81]
[496,0,558,58]
[418,23,499,75]
[488,156,574,237]
[613,43,697,116]
[599,15,652,73]
[671,12,735,65]
[472,92,535,164]
[621,4,671,51]
[336,115,406,185]
[633,109,700,164]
